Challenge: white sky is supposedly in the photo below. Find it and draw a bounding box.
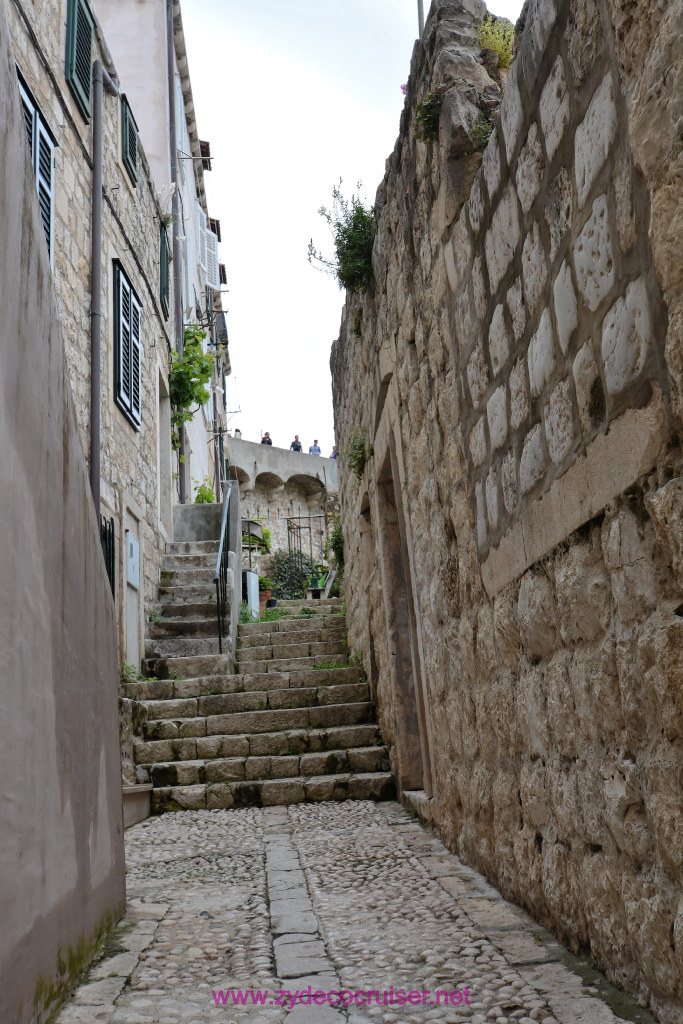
[182,0,524,456]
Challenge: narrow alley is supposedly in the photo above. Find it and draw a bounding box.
[56,802,653,1024]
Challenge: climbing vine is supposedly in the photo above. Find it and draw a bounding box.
[169,325,214,449]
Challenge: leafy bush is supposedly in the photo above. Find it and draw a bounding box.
[194,477,215,503]
[328,516,344,576]
[269,549,315,600]
[345,428,374,482]
[169,325,214,449]
[467,113,494,152]
[308,182,375,292]
[478,15,514,68]
[413,84,448,144]
[258,576,273,590]
[239,602,258,623]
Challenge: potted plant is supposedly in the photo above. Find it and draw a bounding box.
[258,576,273,615]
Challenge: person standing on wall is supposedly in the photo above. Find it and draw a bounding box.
[309,439,321,455]
[261,431,273,445]
[290,435,302,452]
[330,445,338,459]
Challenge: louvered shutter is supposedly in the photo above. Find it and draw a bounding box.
[130,296,141,426]
[118,270,132,410]
[206,229,220,290]
[18,81,35,165]
[197,204,207,274]
[121,96,138,185]
[65,0,94,123]
[36,121,54,259]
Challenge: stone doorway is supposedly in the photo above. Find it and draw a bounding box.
[375,443,434,797]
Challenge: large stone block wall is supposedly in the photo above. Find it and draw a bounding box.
[7,0,177,655]
[331,1,682,1019]
[0,2,125,1017]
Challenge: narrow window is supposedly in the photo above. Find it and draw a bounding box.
[196,203,207,273]
[206,228,220,291]
[159,222,170,318]
[65,0,94,123]
[114,262,142,430]
[18,77,55,263]
[120,95,138,185]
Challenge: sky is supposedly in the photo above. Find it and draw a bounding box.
[182,0,524,456]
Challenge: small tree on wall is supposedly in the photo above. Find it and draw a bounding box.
[308,181,375,292]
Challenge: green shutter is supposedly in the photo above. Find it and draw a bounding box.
[65,0,94,123]
[160,222,170,318]
[121,96,138,185]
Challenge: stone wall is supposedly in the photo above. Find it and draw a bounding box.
[7,0,177,664]
[331,1,682,1020]
[0,2,125,1017]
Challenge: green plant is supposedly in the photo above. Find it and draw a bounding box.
[328,515,344,575]
[194,477,215,503]
[314,660,347,670]
[169,325,214,449]
[345,428,374,482]
[351,307,363,336]
[335,600,346,617]
[348,652,363,667]
[413,84,448,144]
[308,181,375,292]
[269,549,316,600]
[258,576,273,591]
[119,663,139,685]
[467,112,494,153]
[260,606,287,622]
[148,607,162,624]
[239,601,259,623]
[297,607,317,619]
[477,14,514,68]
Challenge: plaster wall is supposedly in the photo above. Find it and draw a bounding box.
[0,2,125,1018]
[331,1,682,1020]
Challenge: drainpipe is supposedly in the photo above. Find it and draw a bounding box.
[91,60,119,513]
[167,0,186,503]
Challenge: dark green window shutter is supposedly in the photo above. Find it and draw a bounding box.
[65,0,94,123]
[114,262,142,430]
[121,96,138,185]
[160,222,170,318]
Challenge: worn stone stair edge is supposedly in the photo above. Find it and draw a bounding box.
[150,772,396,811]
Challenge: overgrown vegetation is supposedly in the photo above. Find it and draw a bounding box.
[477,14,514,68]
[351,307,363,337]
[345,428,374,482]
[413,84,448,143]
[308,181,375,292]
[258,576,273,591]
[193,476,215,503]
[467,112,494,152]
[269,549,316,600]
[169,325,214,450]
[119,663,156,684]
[328,515,344,577]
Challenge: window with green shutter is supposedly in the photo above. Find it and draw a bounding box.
[160,222,170,318]
[114,262,142,430]
[121,95,138,185]
[65,0,94,123]
[18,74,56,265]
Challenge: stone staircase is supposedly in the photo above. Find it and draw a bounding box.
[123,539,395,813]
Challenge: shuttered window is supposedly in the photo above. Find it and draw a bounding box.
[120,95,138,185]
[18,78,55,264]
[65,0,94,123]
[206,229,220,291]
[114,262,142,430]
[160,222,170,318]
[196,203,207,274]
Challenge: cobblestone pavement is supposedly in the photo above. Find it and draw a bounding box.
[56,802,654,1024]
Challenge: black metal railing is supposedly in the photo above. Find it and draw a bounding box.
[214,479,233,654]
[100,514,115,597]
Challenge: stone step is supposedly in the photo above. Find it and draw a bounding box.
[139,683,369,725]
[158,584,216,605]
[167,540,220,555]
[278,598,341,608]
[234,655,343,674]
[238,614,343,636]
[151,617,217,638]
[143,746,389,787]
[121,666,365,701]
[141,653,228,679]
[145,636,220,659]
[135,722,382,765]
[151,771,396,812]
[160,601,216,619]
[138,700,374,745]
[162,553,217,570]
[160,567,215,586]
[237,624,345,647]
[237,639,346,664]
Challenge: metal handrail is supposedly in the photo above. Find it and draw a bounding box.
[214,478,233,655]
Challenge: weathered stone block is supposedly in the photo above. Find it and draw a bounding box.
[469,416,488,468]
[487,385,508,450]
[575,73,618,207]
[516,123,545,214]
[485,183,521,292]
[488,303,510,377]
[486,467,499,529]
[528,309,556,398]
[539,55,570,160]
[601,276,652,394]
[482,128,502,200]
[544,167,573,262]
[521,0,559,89]
[555,541,610,644]
[500,60,524,162]
[467,344,489,409]
[520,424,547,493]
[502,449,518,515]
[573,194,615,312]
[506,277,526,341]
[468,171,485,235]
[553,260,578,354]
[509,357,529,430]
[476,481,487,547]
[204,758,246,783]
[544,380,575,464]
[567,0,604,86]
[472,254,487,320]
[572,342,602,431]
[521,222,548,314]
[517,571,559,661]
